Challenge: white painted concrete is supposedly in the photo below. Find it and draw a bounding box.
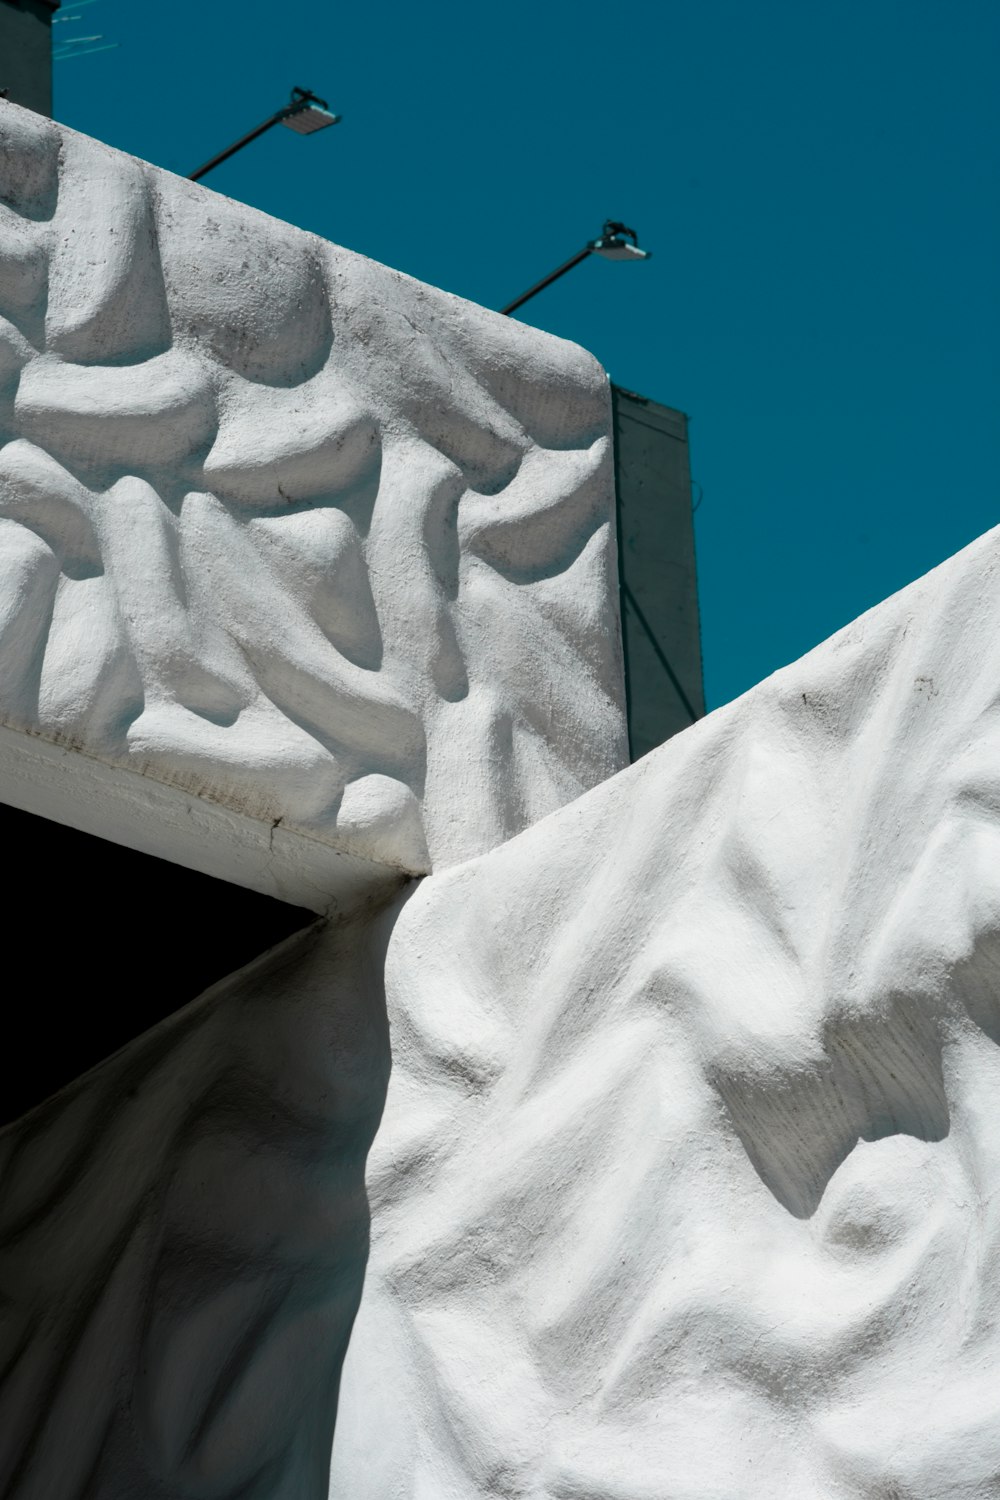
[0,101,626,899]
[0,722,400,914]
[4,94,995,1500]
[332,525,1000,1499]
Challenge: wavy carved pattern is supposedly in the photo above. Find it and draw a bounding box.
[0,103,627,875]
[332,527,1000,1498]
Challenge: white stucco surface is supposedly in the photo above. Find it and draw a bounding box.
[332,526,1000,1498]
[0,101,626,902]
[3,95,994,1500]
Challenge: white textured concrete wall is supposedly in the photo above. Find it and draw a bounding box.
[0,98,628,1496]
[0,101,626,906]
[332,526,1000,1499]
[4,95,995,1500]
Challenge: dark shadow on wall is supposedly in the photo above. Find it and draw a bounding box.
[0,798,315,1126]
[0,890,399,1497]
[714,996,953,1220]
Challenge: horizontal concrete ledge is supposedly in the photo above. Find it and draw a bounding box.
[0,724,409,915]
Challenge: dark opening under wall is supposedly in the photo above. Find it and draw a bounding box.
[0,800,315,1127]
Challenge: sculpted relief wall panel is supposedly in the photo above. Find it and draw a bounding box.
[332,526,1000,1499]
[0,101,626,905]
[2,97,994,1500]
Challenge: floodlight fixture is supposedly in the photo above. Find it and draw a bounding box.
[281,87,341,134]
[500,220,651,316]
[189,87,341,183]
[588,222,651,261]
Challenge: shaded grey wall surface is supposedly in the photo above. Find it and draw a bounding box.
[613,386,705,759]
[0,893,404,1499]
[0,0,57,116]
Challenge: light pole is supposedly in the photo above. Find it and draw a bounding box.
[497,220,697,743]
[188,87,341,184]
[500,221,651,317]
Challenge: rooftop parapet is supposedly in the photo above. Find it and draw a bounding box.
[0,101,627,910]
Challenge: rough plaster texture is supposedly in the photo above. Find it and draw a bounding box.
[0,900,402,1499]
[0,100,626,905]
[3,95,995,1500]
[332,526,1000,1499]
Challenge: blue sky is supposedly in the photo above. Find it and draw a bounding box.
[55,0,998,710]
